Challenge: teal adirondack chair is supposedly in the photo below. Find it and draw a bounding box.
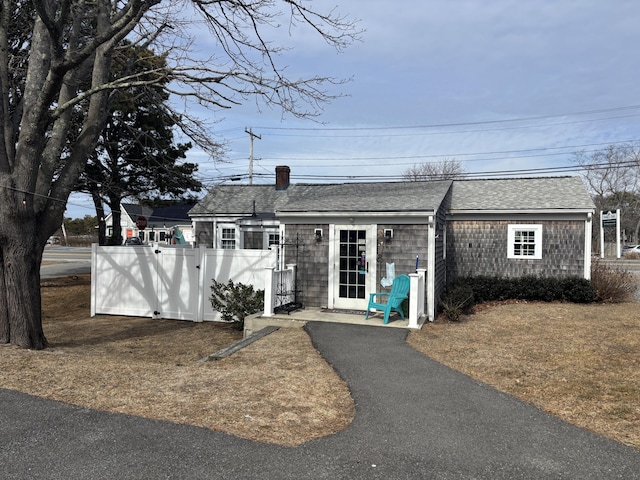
[365,274,410,324]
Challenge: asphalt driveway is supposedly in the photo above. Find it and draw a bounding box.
[1,322,639,479]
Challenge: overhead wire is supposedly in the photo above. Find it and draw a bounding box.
[250,103,640,132]
[255,113,640,138]
[219,105,640,173]
[12,104,640,215]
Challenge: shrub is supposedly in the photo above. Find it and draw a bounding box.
[590,259,638,303]
[440,274,598,319]
[439,284,474,321]
[210,279,264,329]
[559,277,598,303]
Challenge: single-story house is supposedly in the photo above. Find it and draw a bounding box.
[106,202,196,244]
[189,166,595,322]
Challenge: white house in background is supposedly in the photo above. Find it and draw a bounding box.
[105,202,196,244]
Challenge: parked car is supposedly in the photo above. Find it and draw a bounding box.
[123,237,143,246]
[623,245,640,256]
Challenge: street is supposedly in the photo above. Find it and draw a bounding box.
[41,246,92,279]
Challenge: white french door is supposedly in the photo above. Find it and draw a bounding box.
[331,225,376,310]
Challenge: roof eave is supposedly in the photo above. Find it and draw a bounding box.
[277,210,437,217]
[448,208,595,216]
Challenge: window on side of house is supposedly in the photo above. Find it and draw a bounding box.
[220,226,237,249]
[507,224,542,259]
[267,232,280,248]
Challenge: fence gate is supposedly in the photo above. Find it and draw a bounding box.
[155,246,199,320]
[92,244,277,322]
[91,245,199,320]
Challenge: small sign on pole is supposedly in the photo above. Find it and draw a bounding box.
[600,210,621,258]
[602,211,617,227]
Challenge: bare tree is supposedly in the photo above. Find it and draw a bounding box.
[574,143,640,246]
[0,0,360,348]
[403,158,467,181]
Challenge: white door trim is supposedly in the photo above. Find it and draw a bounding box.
[328,224,377,310]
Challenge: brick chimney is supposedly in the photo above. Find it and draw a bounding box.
[275,165,290,190]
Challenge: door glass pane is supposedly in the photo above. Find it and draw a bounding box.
[338,229,366,299]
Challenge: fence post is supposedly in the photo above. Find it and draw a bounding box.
[408,269,426,328]
[90,243,97,317]
[417,268,426,322]
[196,245,207,322]
[263,267,275,317]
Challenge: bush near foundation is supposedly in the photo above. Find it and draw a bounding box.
[439,275,597,321]
[210,279,264,330]
[439,285,474,322]
[590,259,638,303]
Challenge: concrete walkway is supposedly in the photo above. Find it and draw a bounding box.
[1,322,639,479]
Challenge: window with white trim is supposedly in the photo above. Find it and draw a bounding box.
[267,233,280,248]
[507,224,542,259]
[220,227,237,249]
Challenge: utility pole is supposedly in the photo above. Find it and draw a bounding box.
[245,128,261,185]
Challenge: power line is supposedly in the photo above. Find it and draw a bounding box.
[255,113,640,138]
[250,104,640,132]
[209,159,638,183]
[6,158,637,217]
[246,139,640,165]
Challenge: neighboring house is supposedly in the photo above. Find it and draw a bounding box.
[105,202,196,244]
[189,166,595,322]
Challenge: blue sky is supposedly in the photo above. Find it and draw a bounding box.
[66,0,640,217]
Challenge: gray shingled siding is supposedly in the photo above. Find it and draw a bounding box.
[283,225,329,308]
[446,220,585,280]
[376,224,428,283]
[434,197,450,307]
[283,224,430,308]
[376,224,430,316]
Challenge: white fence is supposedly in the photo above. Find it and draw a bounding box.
[263,265,297,316]
[91,244,276,322]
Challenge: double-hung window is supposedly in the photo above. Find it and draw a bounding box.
[267,233,280,248]
[508,224,542,259]
[220,226,237,249]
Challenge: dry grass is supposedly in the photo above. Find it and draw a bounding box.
[0,275,354,446]
[2,275,639,450]
[408,300,640,450]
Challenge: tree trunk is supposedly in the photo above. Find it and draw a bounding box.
[109,198,123,246]
[0,231,47,349]
[0,248,8,344]
[91,190,107,245]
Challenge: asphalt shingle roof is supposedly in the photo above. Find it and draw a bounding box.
[147,202,195,225]
[122,202,195,225]
[188,185,285,216]
[189,176,594,217]
[278,181,452,213]
[121,203,153,219]
[189,181,453,216]
[449,177,595,211]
